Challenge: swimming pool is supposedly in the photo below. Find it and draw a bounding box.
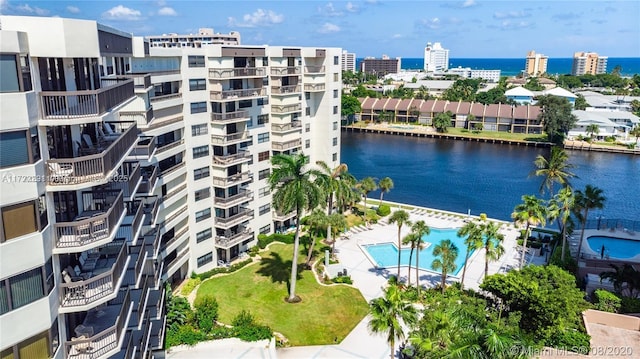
[362,228,471,276]
[586,236,640,260]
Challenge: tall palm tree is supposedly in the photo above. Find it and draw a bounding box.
[457,221,484,290]
[511,195,547,269]
[327,212,347,254]
[402,232,418,285]
[304,209,328,266]
[358,177,378,208]
[411,220,430,295]
[378,177,394,203]
[431,239,459,294]
[389,210,411,279]
[586,124,599,141]
[269,153,324,302]
[368,280,418,359]
[532,146,576,196]
[549,187,575,261]
[481,221,505,280]
[574,185,605,261]
[630,124,640,145]
[315,162,356,244]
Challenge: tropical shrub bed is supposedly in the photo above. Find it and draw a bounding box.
[192,259,253,281]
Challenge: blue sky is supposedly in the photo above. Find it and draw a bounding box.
[1,0,639,58]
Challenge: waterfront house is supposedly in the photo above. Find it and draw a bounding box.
[505,86,535,104]
[569,109,640,141]
[542,87,578,106]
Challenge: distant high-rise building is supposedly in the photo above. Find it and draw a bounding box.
[341,50,356,72]
[148,27,241,48]
[525,50,548,76]
[423,42,449,72]
[360,55,401,76]
[572,52,608,75]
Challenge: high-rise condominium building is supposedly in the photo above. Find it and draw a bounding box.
[525,50,548,76]
[0,15,342,359]
[341,50,356,72]
[423,42,449,72]
[148,28,241,48]
[359,55,401,76]
[572,52,608,75]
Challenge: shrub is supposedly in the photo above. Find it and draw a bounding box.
[257,233,295,249]
[166,325,207,348]
[196,259,253,280]
[248,246,260,257]
[377,204,391,216]
[332,275,353,284]
[593,289,621,313]
[180,277,201,296]
[605,136,616,142]
[549,245,577,273]
[194,295,219,333]
[548,329,591,350]
[231,310,273,342]
[620,296,640,313]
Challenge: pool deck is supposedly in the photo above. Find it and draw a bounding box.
[572,228,640,263]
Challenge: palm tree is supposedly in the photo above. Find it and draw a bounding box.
[327,212,347,254]
[456,221,484,290]
[630,124,640,145]
[574,185,606,261]
[304,209,328,266]
[511,195,547,269]
[358,177,378,208]
[368,281,418,359]
[402,232,419,285]
[378,177,394,203]
[531,146,576,196]
[411,220,430,295]
[269,153,324,302]
[586,124,599,141]
[549,187,575,261]
[481,221,505,280]
[431,239,459,294]
[315,162,356,244]
[389,210,411,279]
[600,264,640,298]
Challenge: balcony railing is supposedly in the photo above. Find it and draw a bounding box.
[271,121,302,133]
[40,79,134,119]
[211,171,252,187]
[108,162,140,198]
[272,139,302,150]
[126,74,152,89]
[214,209,254,228]
[150,93,182,103]
[212,151,251,166]
[59,243,128,308]
[210,87,265,101]
[210,131,249,145]
[132,136,156,159]
[304,66,325,74]
[163,205,187,227]
[116,200,144,243]
[208,67,267,78]
[304,83,326,92]
[147,115,184,130]
[215,230,254,249]
[160,161,185,176]
[141,196,159,227]
[139,166,159,195]
[119,107,154,126]
[210,110,250,124]
[156,139,184,155]
[54,191,124,250]
[64,289,131,359]
[46,123,138,186]
[271,103,302,114]
[271,85,301,94]
[273,210,296,221]
[163,226,188,252]
[161,183,187,202]
[166,249,189,274]
[214,190,253,207]
[271,66,301,76]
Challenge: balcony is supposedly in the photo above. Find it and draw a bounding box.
[59,243,129,310]
[271,66,301,76]
[141,196,160,227]
[214,209,254,229]
[215,230,254,249]
[304,83,326,92]
[138,166,159,196]
[160,161,185,176]
[149,93,182,103]
[156,139,184,155]
[211,171,252,187]
[211,131,249,145]
[271,121,302,134]
[210,87,266,101]
[119,107,154,127]
[54,191,125,252]
[131,136,156,160]
[163,205,188,229]
[271,85,301,95]
[304,66,325,74]
[108,162,141,199]
[40,79,134,120]
[116,200,144,244]
[273,210,296,222]
[161,183,187,206]
[212,151,251,167]
[210,110,250,125]
[208,67,267,78]
[146,115,184,131]
[46,123,138,187]
[214,190,253,208]
[163,226,189,255]
[65,289,131,359]
[271,103,302,114]
[165,249,189,276]
[272,139,302,151]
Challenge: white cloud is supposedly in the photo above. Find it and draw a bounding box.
[15,3,49,15]
[346,2,358,13]
[228,8,284,28]
[102,5,142,20]
[156,0,167,6]
[318,2,343,17]
[419,17,441,30]
[461,0,477,8]
[499,20,533,30]
[493,10,530,19]
[392,34,403,39]
[157,7,177,16]
[0,0,8,11]
[66,5,80,14]
[318,22,340,34]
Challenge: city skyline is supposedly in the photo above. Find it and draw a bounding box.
[0,0,638,58]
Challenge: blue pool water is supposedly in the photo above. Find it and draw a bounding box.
[363,228,470,276]
[586,236,640,259]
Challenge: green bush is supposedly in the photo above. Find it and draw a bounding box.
[257,233,295,249]
[231,310,273,342]
[377,204,391,216]
[208,325,235,339]
[196,259,252,280]
[549,245,577,273]
[194,295,219,333]
[248,246,260,257]
[605,136,616,142]
[166,325,207,348]
[548,329,591,349]
[332,276,353,284]
[620,296,640,313]
[180,278,201,296]
[593,289,621,313]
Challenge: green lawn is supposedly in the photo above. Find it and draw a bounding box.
[196,243,369,346]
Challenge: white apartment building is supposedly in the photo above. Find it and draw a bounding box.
[1,15,342,359]
[446,67,501,83]
[341,50,356,72]
[423,42,449,72]
[147,28,241,48]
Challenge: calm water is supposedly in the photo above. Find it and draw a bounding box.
[340,131,640,223]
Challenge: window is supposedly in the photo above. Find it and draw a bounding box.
[0,128,40,168]
[259,204,271,215]
[1,320,59,358]
[333,89,339,98]
[194,187,211,201]
[189,79,206,91]
[305,124,310,132]
[305,92,310,100]
[334,55,339,65]
[2,200,38,241]
[262,57,268,66]
[257,114,269,125]
[197,252,213,267]
[332,153,338,161]
[188,55,205,67]
[258,151,269,162]
[257,98,267,106]
[191,123,208,136]
[240,136,252,148]
[333,121,338,130]
[1,54,32,93]
[196,228,212,243]
[257,133,269,143]
[258,169,270,180]
[192,145,209,159]
[9,267,44,310]
[258,186,270,198]
[239,100,252,108]
[195,208,211,222]
[194,166,210,180]
[190,102,207,114]
[333,73,339,82]
[305,107,310,116]
[333,106,338,115]
[333,137,338,146]
[305,139,310,149]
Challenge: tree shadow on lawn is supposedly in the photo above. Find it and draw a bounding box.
[256,251,304,287]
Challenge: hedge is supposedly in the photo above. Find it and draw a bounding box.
[193,259,253,281]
